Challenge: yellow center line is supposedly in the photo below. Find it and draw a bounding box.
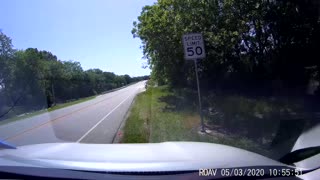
[4,90,131,141]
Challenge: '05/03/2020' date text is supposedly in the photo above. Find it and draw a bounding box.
[199,167,303,177]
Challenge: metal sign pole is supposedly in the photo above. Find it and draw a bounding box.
[194,59,205,132]
[182,33,206,133]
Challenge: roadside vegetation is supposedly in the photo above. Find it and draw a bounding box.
[126,0,320,158]
[122,86,272,157]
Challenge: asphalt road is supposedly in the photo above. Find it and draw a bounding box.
[0,81,146,146]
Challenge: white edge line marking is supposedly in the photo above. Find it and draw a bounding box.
[77,94,132,142]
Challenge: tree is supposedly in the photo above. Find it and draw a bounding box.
[114,76,127,87]
[0,30,14,89]
[0,31,15,118]
[124,74,132,84]
[133,0,320,94]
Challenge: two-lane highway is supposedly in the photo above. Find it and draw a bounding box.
[0,81,146,146]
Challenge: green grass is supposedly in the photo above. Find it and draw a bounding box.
[0,95,96,126]
[121,90,152,143]
[121,86,270,156]
[47,96,96,112]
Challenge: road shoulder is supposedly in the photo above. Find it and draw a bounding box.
[112,92,139,143]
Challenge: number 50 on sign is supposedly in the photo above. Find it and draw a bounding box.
[182,33,206,60]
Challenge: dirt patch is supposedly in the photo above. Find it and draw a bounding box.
[184,114,200,129]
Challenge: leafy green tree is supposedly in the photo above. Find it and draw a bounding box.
[114,76,127,87]
[124,74,132,84]
[0,31,15,118]
[133,0,320,94]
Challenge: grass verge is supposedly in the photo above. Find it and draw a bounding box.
[0,95,96,126]
[121,90,151,143]
[47,96,96,112]
[122,86,271,157]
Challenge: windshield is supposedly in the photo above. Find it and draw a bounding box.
[0,0,320,170]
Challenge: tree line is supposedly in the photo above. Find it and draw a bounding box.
[132,0,320,96]
[0,31,149,120]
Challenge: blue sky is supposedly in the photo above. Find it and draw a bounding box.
[0,0,155,77]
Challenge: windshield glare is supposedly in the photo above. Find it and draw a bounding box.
[0,0,320,170]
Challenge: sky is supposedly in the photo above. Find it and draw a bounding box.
[0,0,156,77]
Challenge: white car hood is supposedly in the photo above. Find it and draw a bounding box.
[0,141,287,172]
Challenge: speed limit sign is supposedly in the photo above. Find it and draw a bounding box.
[182,33,206,133]
[182,33,206,60]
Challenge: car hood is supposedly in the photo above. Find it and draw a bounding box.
[0,141,288,172]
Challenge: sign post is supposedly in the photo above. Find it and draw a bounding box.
[182,33,206,133]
